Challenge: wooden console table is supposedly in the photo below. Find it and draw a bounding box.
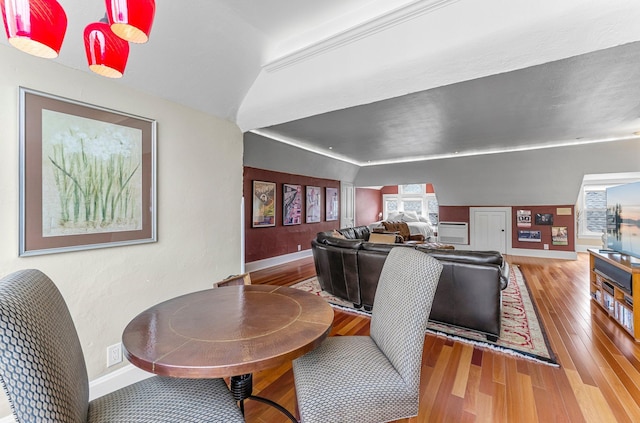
[589,249,640,341]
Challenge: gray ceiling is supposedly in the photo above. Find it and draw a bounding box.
[256,41,640,166]
[5,0,640,167]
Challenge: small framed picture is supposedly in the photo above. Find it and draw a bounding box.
[552,226,568,245]
[306,186,321,223]
[252,181,276,227]
[283,184,302,225]
[517,210,532,228]
[535,213,554,225]
[518,230,541,242]
[325,187,339,221]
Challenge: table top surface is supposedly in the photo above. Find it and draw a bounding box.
[122,284,334,378]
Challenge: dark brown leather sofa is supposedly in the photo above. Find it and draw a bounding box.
[311,226,510,341]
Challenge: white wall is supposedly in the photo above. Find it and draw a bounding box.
[0,45,243,418]
[354,140,640,206]
[244,131,360,181]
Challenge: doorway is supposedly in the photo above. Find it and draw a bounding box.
[469,207,511,253]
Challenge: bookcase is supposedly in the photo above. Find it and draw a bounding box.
[589,249,640,341]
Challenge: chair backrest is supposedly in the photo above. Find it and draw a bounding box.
[370,248,443,393]
[0,269,89,422]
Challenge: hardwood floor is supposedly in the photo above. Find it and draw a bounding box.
[244,253,640,422]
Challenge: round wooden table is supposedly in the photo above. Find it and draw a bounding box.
[122,284,334,421]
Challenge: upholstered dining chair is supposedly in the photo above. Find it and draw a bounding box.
[292,247,443,423]
[0,269,245,423]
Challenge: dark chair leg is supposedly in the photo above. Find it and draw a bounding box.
[364,305,373,312]
[353,303,362,309]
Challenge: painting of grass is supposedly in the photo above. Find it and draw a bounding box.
[41,110,143,236]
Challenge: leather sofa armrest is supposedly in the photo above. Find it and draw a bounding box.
[499,261,510,290]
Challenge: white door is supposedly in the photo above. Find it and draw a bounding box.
[340,182,355,228]
[472,209,508,253]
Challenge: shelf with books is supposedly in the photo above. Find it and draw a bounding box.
[589,249,640,341]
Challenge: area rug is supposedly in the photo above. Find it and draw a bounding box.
[291,265,558,366]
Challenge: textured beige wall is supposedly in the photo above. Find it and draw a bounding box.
[0,45,243,417]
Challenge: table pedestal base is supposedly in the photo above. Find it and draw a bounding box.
[230,374,298,422]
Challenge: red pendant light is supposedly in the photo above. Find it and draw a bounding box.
[84,19,129,78]
[0,0,67,58]
[106,0,155,44]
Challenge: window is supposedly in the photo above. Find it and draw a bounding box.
[578,173,640,238]
[581,185,608,236]
[383,184,439,225]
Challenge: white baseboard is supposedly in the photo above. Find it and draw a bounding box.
[508,248,577,260]
[246,249,312,272]
[88,364,154,400]
[0,364,153,422]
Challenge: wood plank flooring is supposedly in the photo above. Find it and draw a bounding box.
[243,253,640,422]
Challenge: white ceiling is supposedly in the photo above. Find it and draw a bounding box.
[6,0,640,165]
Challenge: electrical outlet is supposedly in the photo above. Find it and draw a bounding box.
[297,244,301,251]
[107,343,123,367]
[544,244,549,250]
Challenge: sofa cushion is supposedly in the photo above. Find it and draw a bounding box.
[337,226,371,240]
[416,248,503,266]
[324,237,363,249]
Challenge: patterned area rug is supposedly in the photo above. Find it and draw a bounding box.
[291,265,558,366]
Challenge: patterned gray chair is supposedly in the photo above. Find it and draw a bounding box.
[292,247,443,423]
[0,269,245,423]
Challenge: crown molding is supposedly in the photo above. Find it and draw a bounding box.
[264,0,460,72]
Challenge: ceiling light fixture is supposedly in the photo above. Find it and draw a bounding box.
[0,0,67,58]
[106,0,155,44]
[84,16,129,78]
[1,0,155,78]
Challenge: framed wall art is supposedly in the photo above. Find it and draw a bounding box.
[535,213,554,225]
[518,230,542,242]
[306,186,321,223]
[252,180,276,227]
[325,187,339,221]
[517,209,531,227]
[283,183,302,225]
[552,226,568,245]
[19,88,157,256]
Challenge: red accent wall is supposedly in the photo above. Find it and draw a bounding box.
[511,205,575,251]
[355,188,382,226]
[244,167,340,263]
[380,185,398,194]
[438,205,575,251]
[439,206,470,223]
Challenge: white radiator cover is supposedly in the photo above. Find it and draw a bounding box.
[438,222,469,244]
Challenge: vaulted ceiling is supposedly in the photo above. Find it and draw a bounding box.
[6,0,640,166]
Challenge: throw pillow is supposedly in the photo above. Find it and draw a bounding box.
[387,211,402,221]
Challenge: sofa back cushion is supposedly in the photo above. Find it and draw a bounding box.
[337,226,371,240]
[416,247,503,266]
